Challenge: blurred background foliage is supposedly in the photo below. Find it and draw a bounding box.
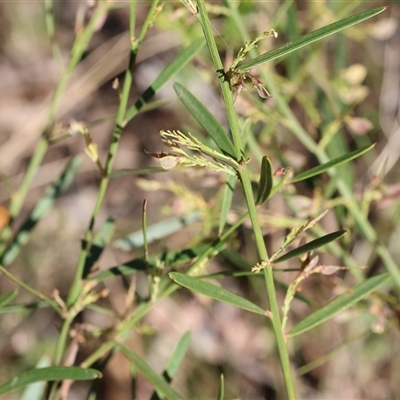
[0,0,399,399]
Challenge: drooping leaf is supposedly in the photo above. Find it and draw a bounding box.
[125,39,205,123]
[174,83,236,158]
[289,272,391,337]
[169,272,266,315]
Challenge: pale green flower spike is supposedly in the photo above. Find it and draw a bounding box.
[156,130,240,176]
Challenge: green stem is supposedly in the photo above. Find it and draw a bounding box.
[53,316,73,366]
[66,0,160,308]
[237,169,267,259]
[195,1,296,398]
[196,0,242,160]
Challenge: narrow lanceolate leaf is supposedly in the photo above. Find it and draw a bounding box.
[0,290,18,308]
[256,156,273,205]
[0,156,81,267]
[238,7,386,71]
[151,332,191,400]
[289,272,391,337]
[291,144,375,183]
[119,345,183,400]
[274,230,346,264]
[125,39,205,124]
[165,332,191,380]
[0,366,101,396]
[173,83,237,158]
[20,357,50,400]
[169,272,266,315]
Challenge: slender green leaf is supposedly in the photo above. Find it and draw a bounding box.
[0,366,101,396]
[238,7,386,71]
[165,331,191,379]
[20,357,50,400]
[0,289,18,308]
[151,332,191,400]
[125,39,205,123]
[202,270,314,307]
[274,230,346,264]
[113,212,202,250]
[219,175,236,235]
[89,244,213,281]
[83,217,115,278]
[173,83,236,158]
[291,144,375,183]
[93,218,115,248]
[169,272,266,315]
[0,156,81,266]
[256,156,273,205]
[289,273,391,337]
[120,345,183,400]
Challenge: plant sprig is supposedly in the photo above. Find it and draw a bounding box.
[156,129,241,174]
[226,29,278,100]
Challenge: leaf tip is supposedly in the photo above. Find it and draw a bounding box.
[169,272,177,281]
